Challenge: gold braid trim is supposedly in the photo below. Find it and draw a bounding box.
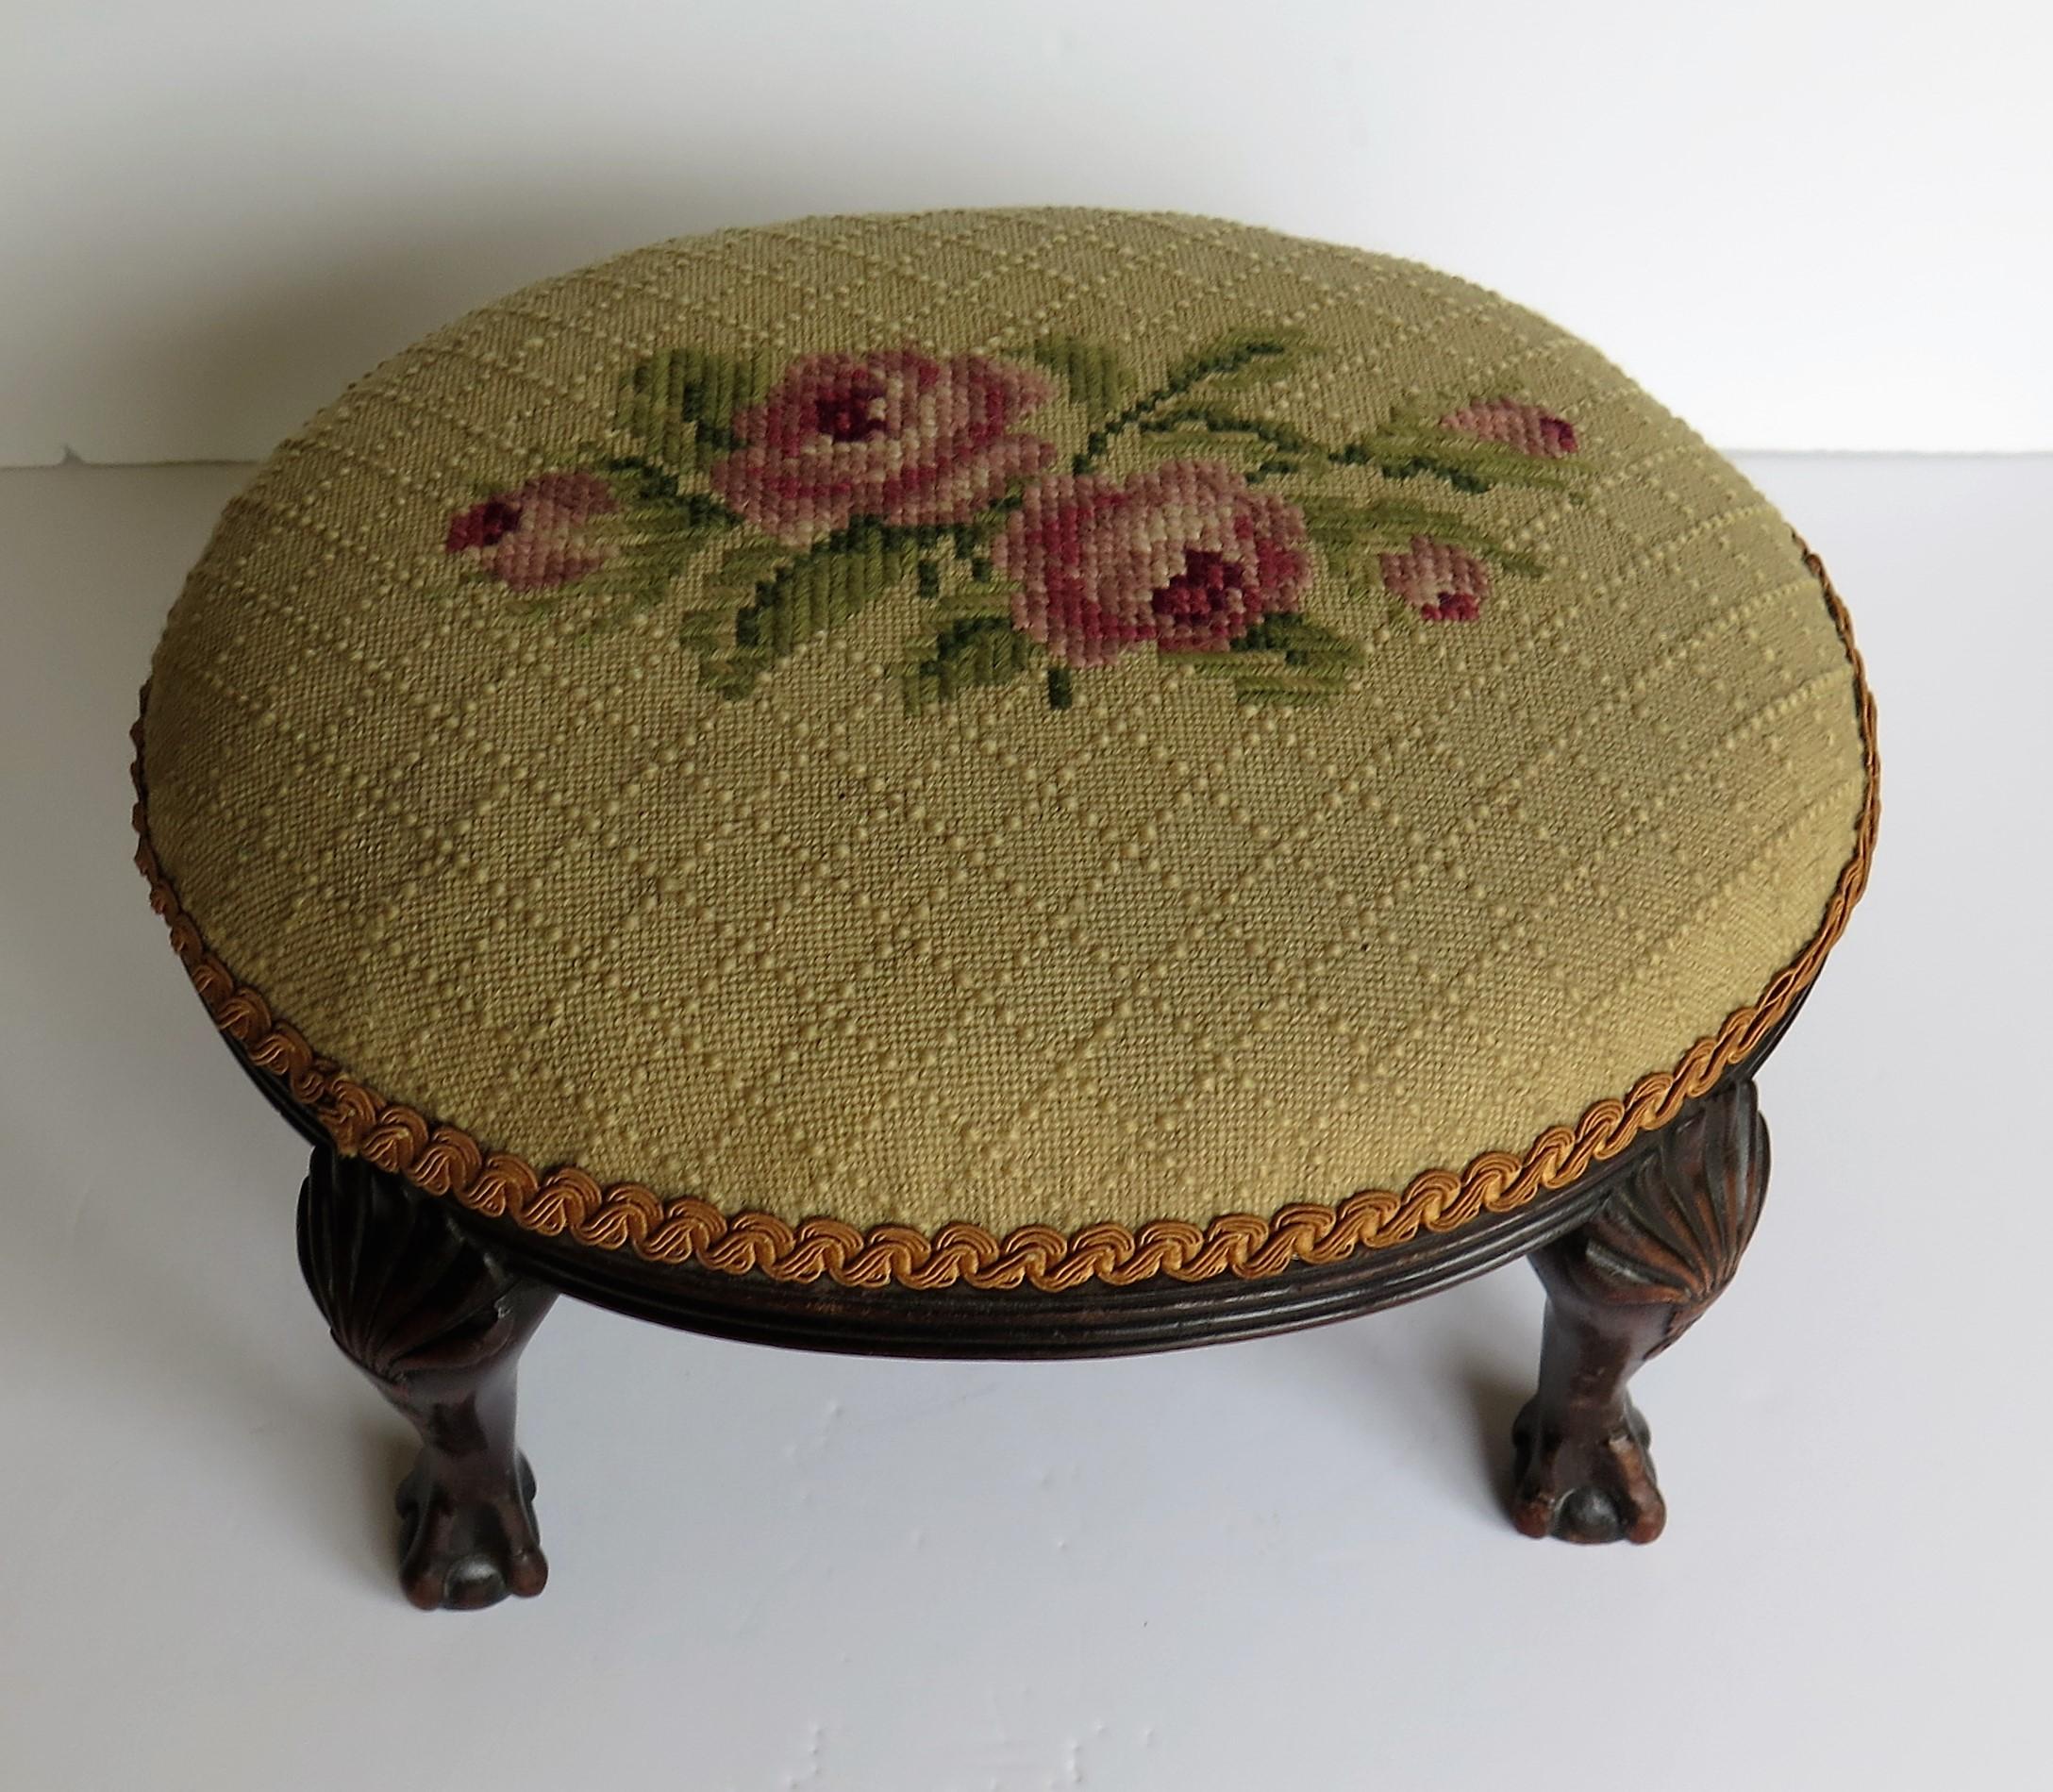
[133,546,1878,1293]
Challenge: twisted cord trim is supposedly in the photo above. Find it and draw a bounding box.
[132,546,1877,1292]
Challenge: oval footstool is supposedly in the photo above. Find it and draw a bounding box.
[134,208,1878,1608]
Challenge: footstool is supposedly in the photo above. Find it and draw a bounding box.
[134,209,1878,1608]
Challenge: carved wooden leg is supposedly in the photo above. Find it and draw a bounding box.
[296,1147,558,1609]
[1511,1076,1768,1544]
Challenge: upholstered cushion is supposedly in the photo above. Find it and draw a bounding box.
[137,209,1876,1289]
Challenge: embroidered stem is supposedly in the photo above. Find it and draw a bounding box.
[1070,338,1294,475]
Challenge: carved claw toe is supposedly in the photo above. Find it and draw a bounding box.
[1511,1398,1666,1545]
[394,1452,548,1610]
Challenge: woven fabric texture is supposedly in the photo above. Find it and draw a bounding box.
[142,209,1870,1242]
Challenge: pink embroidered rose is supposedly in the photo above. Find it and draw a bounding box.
[1438,398,1578,459]
[994,460,1312,668]
[709,349,1057,545]
[443,471,618,591]
[1380,535,1492,621]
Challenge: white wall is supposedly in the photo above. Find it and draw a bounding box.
[4,0,2047,464]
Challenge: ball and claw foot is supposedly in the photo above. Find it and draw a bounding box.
[1508,1075,1767,1546]
[298,1147,559,1610]
[1510,1398,1666,1545]
[395,1451,549,1612]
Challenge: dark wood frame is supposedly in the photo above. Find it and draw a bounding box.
[259,995,1800,1606]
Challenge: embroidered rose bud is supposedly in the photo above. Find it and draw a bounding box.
[1379,535,1492,622]
[995,459,1311,667]
[1438,398,1578,459]
[443,472,618,591]
[710,349,1058,545]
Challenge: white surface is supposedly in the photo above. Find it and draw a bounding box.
[1,455,2049,1787]
[4,1,2050,466]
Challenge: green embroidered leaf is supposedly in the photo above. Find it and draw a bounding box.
[902,615,1041,712]
[1337,417,1584,498]
[568,542,700,638]
[708,540,790,596]
[703,523,919,699]
[1135,407,1324,477]
[1029,337,1134,420]
[929,578,1014,626]
[1231,612,1363,662]
[600,455,743,528]
[620,348,772,471]
[1139,407,1320,451]
[1296,494,1364,551]
[1297,495,1546,578]
[676,605,729,653]
[1165,612,1363,705]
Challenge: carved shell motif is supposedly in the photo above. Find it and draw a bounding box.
[296,1147,530,1380]
[1577,1077,1769,1352]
